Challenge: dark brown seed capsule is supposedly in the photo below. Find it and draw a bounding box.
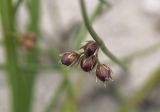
[60,52,80,66]
[81,40,98,56]
[96,64,112,82]
[80,55,97,72]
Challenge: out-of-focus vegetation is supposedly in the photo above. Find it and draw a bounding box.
[0,0,160,112]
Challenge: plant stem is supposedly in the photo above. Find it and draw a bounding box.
[43,49,75,112]
[79,0,127,70]
[74,2,107,49]
[43,70,74,112]
[0,0,27,112]
[44,77,68,112]
[22,0,40,111]
[116,65,160,112]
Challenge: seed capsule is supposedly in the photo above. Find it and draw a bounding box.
[80,55,97,72]
[21,32,36,50]
[24,32,36,42]
[96,64,112,82]
[60,51,80,66]
[81,40,98,56]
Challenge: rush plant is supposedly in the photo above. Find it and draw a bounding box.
[0,0,160,112]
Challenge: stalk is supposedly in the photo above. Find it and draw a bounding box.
[0,0,28,112]
[79,0,127,70]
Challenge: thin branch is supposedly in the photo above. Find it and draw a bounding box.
[74,1,109,49]
[44,77,68,112]
[43,48,75,112]
[79,0,127,70]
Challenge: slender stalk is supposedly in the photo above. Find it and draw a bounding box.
[74,2,106,49]
[0,0,27,112]
[44,77,68,112]
[60,97,78,112]
[21,0,40,112]
[43,77,74,112]
[79,0,127,70]
[116,65,160,112]
[44,49,75,112]
[44,68,74,112]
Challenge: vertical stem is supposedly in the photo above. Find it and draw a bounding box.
[44,49,75,112]
[0,0,27,112]
[79,0,127,70]
[24,0,40,111]
[73,2,105,49]
[44,78,68,112]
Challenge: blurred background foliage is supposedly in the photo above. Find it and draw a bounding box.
[0,0,160,112]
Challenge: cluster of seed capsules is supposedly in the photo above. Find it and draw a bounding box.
[60,40,112,83]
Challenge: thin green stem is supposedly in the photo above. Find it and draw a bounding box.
[116,65,160,112]
[44,77,68,112]
[43,49,75,112]
[74,2,107,49]
[21,0,40,112]
[43,71,74,112]
[0,0,27,112]
[60,97,78,112]
[79,0,127,70]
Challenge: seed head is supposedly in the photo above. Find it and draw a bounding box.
[96,64,112,82]
[21,32,36,50]
[60,51,80,66]
[80,55,97,72]
[81,41,98,56]
[24,32,36,42]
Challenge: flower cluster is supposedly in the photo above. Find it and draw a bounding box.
[60,40,112,82]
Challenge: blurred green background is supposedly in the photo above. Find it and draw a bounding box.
[0,0,160,112]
